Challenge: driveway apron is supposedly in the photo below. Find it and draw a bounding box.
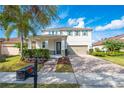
[70,55,124,88]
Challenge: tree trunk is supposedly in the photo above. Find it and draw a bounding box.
[20,32,24,58]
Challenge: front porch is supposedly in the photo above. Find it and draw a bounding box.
[27,35,67,56]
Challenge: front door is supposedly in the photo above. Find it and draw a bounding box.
[56,42,61,54]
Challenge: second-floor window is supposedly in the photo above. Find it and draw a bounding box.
[52,31,54,35]
[82,30,88,36]
[55,31,58,35]
[68,30,72,36]
[75,31,80,36]
[49,31,52,35]
[49,31,64,35]
[60,31,63,35]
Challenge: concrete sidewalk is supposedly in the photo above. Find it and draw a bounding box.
[0,58,77,84]
[0,72,77,84]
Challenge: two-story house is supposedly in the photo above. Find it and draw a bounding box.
[27,27,92,56]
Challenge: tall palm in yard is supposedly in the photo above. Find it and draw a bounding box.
[0,5,58,58]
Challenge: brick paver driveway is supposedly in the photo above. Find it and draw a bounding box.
[70,55,124,88]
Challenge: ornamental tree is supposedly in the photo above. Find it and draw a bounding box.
[103,39,124,52]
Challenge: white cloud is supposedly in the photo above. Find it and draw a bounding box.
[95,16,124,31]
[68,17,85,28]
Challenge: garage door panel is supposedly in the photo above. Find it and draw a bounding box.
[68,45,88,55]
[1,47,19,55]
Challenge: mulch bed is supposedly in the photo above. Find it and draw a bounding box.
[24,57,47,64]
[57,56,71,64]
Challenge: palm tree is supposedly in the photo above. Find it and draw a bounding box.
[0,5,59,58]
[0,6,36,58]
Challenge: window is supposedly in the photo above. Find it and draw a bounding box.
[75,31,80,36]
[52,31,54,35]
[49,31,52,35]
[82,30,88,36]
[60,31,63,35]
[42,42,45,48]
[57,31,61,35]
[68,30,72,36]
[55,31,58,35]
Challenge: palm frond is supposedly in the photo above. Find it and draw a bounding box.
[5,24,17,38]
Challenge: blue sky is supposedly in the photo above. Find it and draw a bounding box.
[0,5,124,42]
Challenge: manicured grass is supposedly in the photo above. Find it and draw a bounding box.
[0,56,43,72]
[0,83,80,88]
[55,64,73,72]
[99,55,124,66]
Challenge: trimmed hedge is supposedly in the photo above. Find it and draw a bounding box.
[91,52,106,57]
[91,51,124,57]
[106,52,124,56]
[23,49,50,59]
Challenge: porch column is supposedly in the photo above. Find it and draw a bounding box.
[28,39,32,49]
[61,38,66,56]
[36,41,41,49]
[40,41,42,48]
[45,40,48,49]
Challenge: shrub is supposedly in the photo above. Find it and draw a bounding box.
[57,57,71,64]
[23,49,50,59]
[94,48,101,52]
[0,55,6,62]
[89,49,94,54]
[91,52,106,57]
[42,49,50,59]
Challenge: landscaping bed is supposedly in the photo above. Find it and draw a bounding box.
[0,83,80,88]
[55,57,73,72]
[22,49,50,64]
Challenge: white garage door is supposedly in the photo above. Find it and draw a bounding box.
[68,45,88,55]
[1,44,19,55]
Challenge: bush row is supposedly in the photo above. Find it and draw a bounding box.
[91,51,124,57]
[91,52,106,57]
[23,49,50,59]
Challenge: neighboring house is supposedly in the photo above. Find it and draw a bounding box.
[0,38,20,55]
[93,34,124,51]
[28,27,92,55]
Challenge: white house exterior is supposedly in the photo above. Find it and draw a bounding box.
[28,27,92,56]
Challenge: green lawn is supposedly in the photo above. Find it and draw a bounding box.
[0,83,80,88]
[0,56,43,72]
[55,64,73,72]
[100,55,124,66]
